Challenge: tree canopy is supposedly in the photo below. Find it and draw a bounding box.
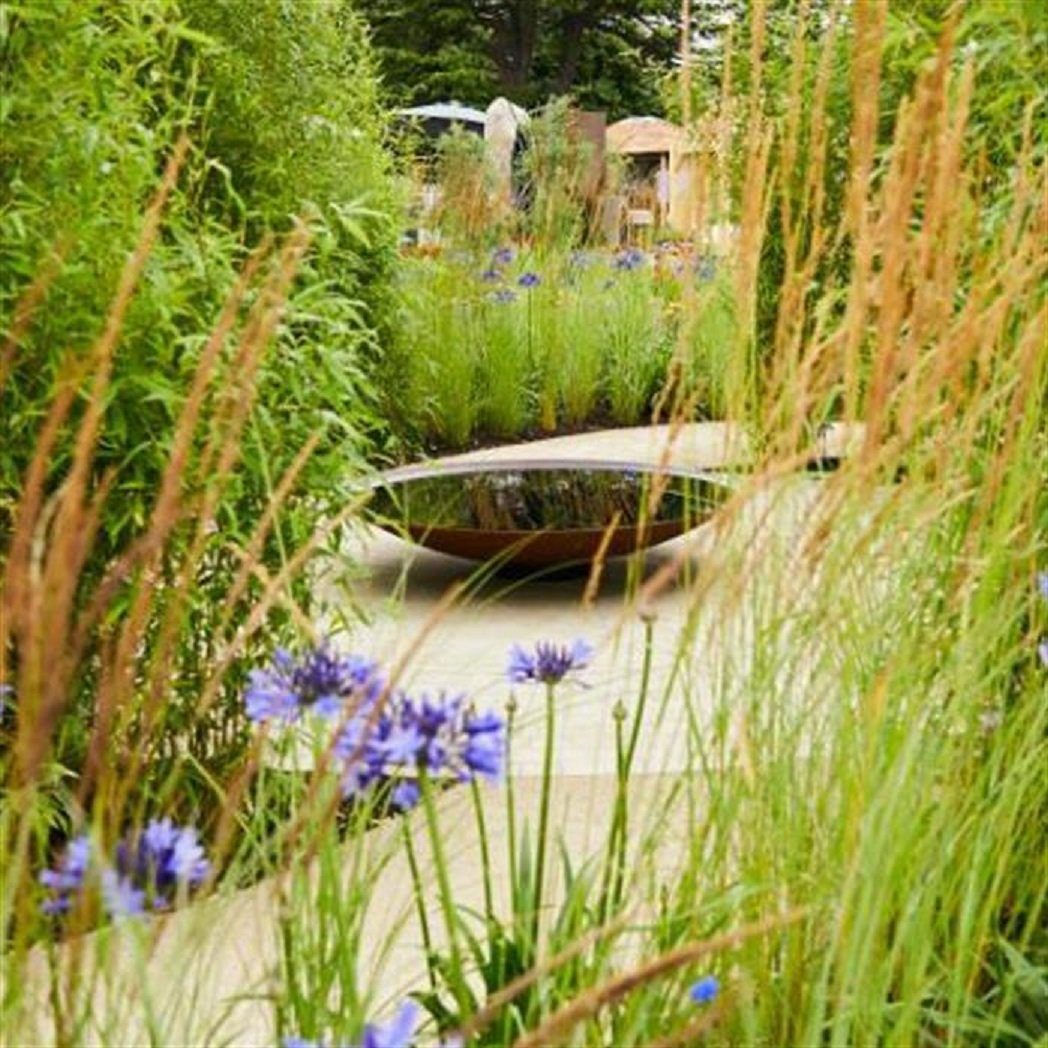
[356,0,682,119]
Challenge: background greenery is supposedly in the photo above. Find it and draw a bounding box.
[0,0,397,781]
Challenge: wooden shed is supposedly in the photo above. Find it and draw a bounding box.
[606,116,697,234]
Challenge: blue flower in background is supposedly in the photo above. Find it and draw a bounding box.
[689,974,720,1004]
[695,256,717,282]
[360,1000,419,1048]
[613,247,645,271]
[490,288,517,304]
[118,817,211,897]
[518,271,541,288]
[40,819,210,917]
[1037,572,1048,602]
[492,245,514,266]
[245,644,384,723]
[507,639,594,685]
[101,869,147,918]
[0,681,12,718]
[39,835,92,914]
[1039,640,1048,668]
[480,267,502,282]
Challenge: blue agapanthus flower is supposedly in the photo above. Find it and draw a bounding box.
[39,834,92,914]
[518,271,541,288]
[480,267,502,282]
[1039,640,1048,668]
[360,1000,418,1048]
[492,246,514,266]
[245,644,384,723]
[40,819,210,918]
[689,974,720,1004]
[695,256,717,282]
[507,639,594,685]
[613,247,645,271]
[1037,572,1048,602]
[335,691,505,810]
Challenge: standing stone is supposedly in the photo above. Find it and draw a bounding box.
[485,97,528,214]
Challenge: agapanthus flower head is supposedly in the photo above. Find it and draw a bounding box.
[1037,572,1048,602]
[695,256,717,282]
[336,690,505,809]
[360,1000,418,1048]
[245,643,384,723]
[518,271,541,288]
[689,974,720,1004]
[117,818,211,900]
[507,638,594,685]
[613,247,645,271]
[101,869,147,918]
[480,267,502,283]
[39,834,92,914]
[490,288,517,304]
[40,819,210,918]
[492,245,514,266]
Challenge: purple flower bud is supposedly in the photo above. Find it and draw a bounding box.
[518,271,540,288]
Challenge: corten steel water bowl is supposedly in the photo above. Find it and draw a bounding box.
[366,459,733,571]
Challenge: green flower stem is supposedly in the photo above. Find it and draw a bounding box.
[470,778,494,927]
[625,617,655,773]
[532,680,557,947]
[505,695,520,926]
[419,769,470,1015]
[401,817,437,992]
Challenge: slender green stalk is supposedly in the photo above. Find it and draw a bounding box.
[400,817,437,992]
[532,681,557,947]
[418,770,470,1016]
[470,778,494,927]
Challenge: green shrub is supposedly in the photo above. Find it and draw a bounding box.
[0,0,397,784]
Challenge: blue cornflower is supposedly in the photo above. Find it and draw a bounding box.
[480,267,502,282]
[507,639,594,685]
[489,288,517,304]
[689,974,720,1004]
[245,644,384,724]
[1037,572,1048,602]
[492,246,514,266]
[360,1000,418,1048]
[518,271,540,288]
